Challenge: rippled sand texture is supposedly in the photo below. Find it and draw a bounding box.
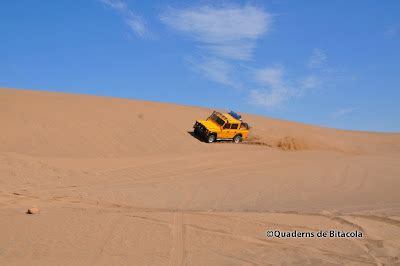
[1,88,399,265]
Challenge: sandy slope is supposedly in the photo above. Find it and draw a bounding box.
[1,88,399,265]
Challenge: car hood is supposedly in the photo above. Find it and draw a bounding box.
[197,120,221,131]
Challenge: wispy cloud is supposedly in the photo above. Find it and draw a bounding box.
[188,56,239,88]
[100,0,149,37]
[254,65,285,87]
[330,107,358,119]
[299,75,321,90]
[308,48,327,69]
[249,89,288,109]
[384,26,399,38]
[249,66,289,108]
[161,5,271,87]
[161,5,329,110]
[250,48,329,109]
[161,5,270,60]
[249,65,322,109]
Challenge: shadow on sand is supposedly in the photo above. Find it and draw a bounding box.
[187,131,234,144]
[187,131,207,143]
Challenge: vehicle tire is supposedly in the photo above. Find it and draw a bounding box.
[233,135,242,143]
[207,134,216,143]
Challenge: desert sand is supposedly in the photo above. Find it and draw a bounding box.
[1,88,399,265]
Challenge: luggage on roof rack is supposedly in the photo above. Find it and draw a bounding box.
[228,111,241,120]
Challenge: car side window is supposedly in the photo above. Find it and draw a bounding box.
[231,124,238,129]
[223,123,231,129]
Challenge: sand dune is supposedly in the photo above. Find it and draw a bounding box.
[1,88,399,265]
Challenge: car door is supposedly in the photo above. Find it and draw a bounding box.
[219,123,231,139]
[228,123,239,139]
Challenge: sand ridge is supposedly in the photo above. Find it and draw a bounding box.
[1,88,399,265]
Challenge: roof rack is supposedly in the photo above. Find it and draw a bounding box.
[228,111,241,120]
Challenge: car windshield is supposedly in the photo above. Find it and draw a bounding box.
[210,114,225,126]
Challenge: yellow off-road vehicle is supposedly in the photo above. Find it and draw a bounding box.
[193,111,250,143]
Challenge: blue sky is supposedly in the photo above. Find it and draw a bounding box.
[1,0,399,132]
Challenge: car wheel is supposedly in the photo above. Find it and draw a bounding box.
[233,135,242,143]
[207,134,216,143]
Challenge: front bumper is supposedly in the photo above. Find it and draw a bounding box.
[193,122,209,139]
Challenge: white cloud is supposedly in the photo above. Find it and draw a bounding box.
[249,89,288,109]
[299,75,321,90]
[255,66,285,87]
[161,5,270,60]
[161,5,271,87]
[161,6,328,110]
[384,26,399,38]
[249,66,322,109]
[189,57,239,88]
[125,16,147,37]
[100,0,149,37]
[249,66,292,108]
[330,107,358,119]
[249,49,329,109]
[101,0,126,10]
[204,42,256,61]
[308,48,327,69]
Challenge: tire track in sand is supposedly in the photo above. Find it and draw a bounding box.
[169,212,184,266]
